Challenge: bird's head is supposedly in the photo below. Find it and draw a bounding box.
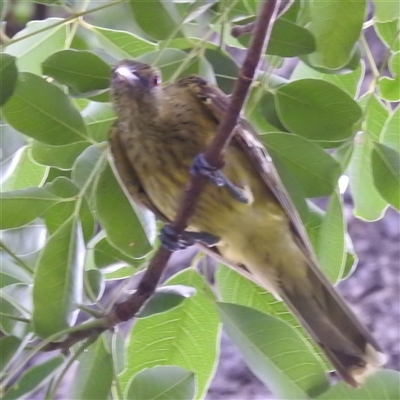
[111,60,162,115]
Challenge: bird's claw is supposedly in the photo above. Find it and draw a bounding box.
[160,224,220,251]
[190,153,249,204]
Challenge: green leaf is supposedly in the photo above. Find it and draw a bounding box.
[81,102,116,143]
[290,60,365,98]
[0,53,18,105]
[30,140,90,170]
[33,216,85,337]
[260,132,342,197]
[91,234,137,271]
[373,0,400,22]
[95,163,154,258]
[4,18,67,75]
[3,356,64,400]
[128,0,181,41]
[0,186,61,229]
[2,73,88,145]
[204,48,239,93]
[315,192,346,282]
[119,269,219,400]
[359,94,390,141]
[0,284,32,338]
[382,106,400,152]
[126,366,195,400]
[43,176,95,243]
[267,18,315,57]
[71,144,106,190]
[389,51,400,76]
[0,336,22,372]
[1,146,48,191]
[42,50,111,94]
[0,254,32,288]
[379,75,400,101]
[275,79,361,145]
[316,369,400,399]
[91,26,156,59]
[348,135,388,220]
[218,303,329,399]
[306,1,366,69]
[138,285,197,318]
[85,269,104,302]
[69,335,113,400]
[375,19,400,52]
[371,142,400,210]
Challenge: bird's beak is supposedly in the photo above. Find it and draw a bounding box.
[113,65,139,84]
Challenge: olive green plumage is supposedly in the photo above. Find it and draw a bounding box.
[109,60,386,386]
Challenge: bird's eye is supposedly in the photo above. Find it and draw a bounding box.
[152,75,160,87]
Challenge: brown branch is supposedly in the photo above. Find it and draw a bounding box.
[43,0,280,351]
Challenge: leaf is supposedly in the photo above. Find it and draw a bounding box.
[238,18,315,57]
[126,366,195,400]
[382,106,400,153]
[0,336,22,372]
[316,369,400,399]
[69,335,113,400]
[373,0,400,22]
[91,26,156,59]
[84,269,104,302]
[0,53,18,105]
[3,356,64,400]
[0,254,32,288]
[95,163,154,258]
[30,140,90,170]
[379,75,400,102]
[0,284,32,338]
[42,50,111,94]
[275,79,361,145]
[290,60,365,98]
[0,186,61,229]
[218,303,329,399]
[119,269,220,400]
[260,132,342,197]
[81,102,116,143]
[358,94,390,141]
[138,285,197,318]
[32,216,85,337]
[128,0,181,41]
[91,234,138,271]
[4,18,67,75]
[204,48,239,93]
[375,19,400,52]
[306,1,366,69]
[71,144,106,189]
[2,73,88,145]
[348,135,388,221]
[315,192,346,282]
[1,146,48,191]
[371,142,400,210]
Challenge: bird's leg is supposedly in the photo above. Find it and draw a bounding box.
[160,224,220,251]
[190,153,249,204]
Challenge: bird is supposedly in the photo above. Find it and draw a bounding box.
[108,59,387,387]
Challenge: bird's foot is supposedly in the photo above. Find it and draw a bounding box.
[190,153,249,203]
[160,224,220,251]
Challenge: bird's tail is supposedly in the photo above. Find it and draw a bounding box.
[280,260,387,387]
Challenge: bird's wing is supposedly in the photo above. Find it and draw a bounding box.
[109,122,169,222]
[178,76,317,262]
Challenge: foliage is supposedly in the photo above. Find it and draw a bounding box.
[0,0,399,399]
